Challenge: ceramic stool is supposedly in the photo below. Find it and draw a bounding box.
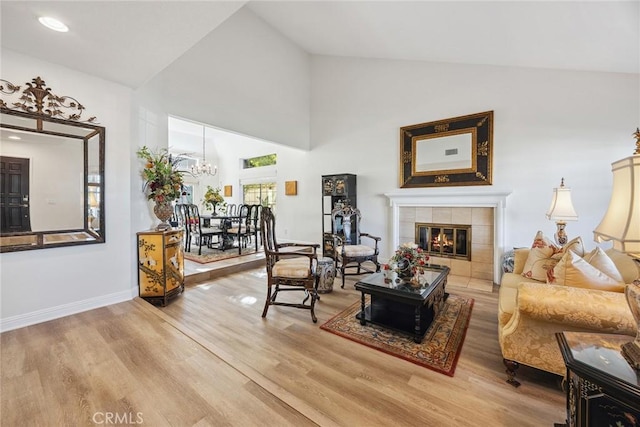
[316,256,336,293]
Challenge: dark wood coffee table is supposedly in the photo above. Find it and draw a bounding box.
[354,265,450,343]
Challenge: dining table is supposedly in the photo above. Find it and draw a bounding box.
[200,214,241,251]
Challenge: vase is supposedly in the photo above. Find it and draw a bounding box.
[153,201,174,231]
[621,281,640,370]
[398,269,414,282]
[396,259,414,281]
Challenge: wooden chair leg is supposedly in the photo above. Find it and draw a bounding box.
[262,285,272,318]
[310,276,319,323]
[310,292,318,323]
[503,358,521,387]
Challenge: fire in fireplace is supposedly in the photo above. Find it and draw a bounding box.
[415,223,472,261]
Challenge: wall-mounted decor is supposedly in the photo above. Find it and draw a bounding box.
[399,111,493,188]
[285,180,298,196]
[224,185,232,197]
[0,76,106,252]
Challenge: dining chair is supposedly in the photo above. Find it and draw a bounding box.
[226,203,237,217]
[260,207,321,322]
[183,204,219,255]
[226,204,252,254]
[248,204,263,249]
[174,203,189,250]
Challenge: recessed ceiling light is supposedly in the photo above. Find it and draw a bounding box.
[38,17,69,33]
[8,135,21,140]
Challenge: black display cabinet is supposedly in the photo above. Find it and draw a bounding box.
[321,174,357,258]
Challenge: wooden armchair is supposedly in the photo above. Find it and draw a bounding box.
[260,207,321,322]
[331,205,381,288]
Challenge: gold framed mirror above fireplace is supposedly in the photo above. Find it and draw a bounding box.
[399,111,493,188]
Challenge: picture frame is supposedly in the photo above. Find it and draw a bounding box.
[399,111,493,188]
[285,180,298,196]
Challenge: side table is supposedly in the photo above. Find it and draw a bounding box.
[556,331,640,427]
[137,229,185,306]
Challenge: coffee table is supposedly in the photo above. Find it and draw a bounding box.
[354,265,450,343]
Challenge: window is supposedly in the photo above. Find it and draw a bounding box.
[243,183,276,210]
[243,154,276,169]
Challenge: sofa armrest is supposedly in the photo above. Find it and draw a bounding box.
[515,282,635,334]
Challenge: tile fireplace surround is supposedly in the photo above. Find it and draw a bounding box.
[385,189,512,284]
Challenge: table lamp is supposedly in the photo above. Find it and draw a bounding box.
[593,128,640,369]
[546,178,578,245]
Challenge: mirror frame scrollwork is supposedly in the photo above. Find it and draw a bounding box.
[0,76,105,252]
[399,111,493,188]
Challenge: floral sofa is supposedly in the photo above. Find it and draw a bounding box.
[498,232,639,387]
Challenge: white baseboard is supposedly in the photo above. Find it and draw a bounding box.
[1,288,137,333]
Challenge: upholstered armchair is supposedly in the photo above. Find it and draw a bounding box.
[331,205,381,288]
[498,242,639,387]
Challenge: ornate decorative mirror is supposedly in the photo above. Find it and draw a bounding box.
[399,111,493,188]
[0,77,105,252]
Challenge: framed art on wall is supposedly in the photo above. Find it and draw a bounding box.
[399,111,494,188]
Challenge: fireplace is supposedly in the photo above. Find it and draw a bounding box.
[384,189,512,283]
[416,223,471,261]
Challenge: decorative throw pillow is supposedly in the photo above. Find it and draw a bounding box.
[522,246,558,281]
[547,250,625,292]
[583,247,624,283]
[521,232,586,282]
[560,236,585,258]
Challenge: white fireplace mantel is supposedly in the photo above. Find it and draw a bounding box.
[384,188,512,283]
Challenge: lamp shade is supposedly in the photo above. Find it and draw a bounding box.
[546,182,578,221]
[593,155,640,258]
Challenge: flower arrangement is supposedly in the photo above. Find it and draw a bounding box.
[136,146,184,203]
[203,185,226,212]
[387,242,429,278]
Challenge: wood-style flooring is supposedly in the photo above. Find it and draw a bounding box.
[1,266,565,426]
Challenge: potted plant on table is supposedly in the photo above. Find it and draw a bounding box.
[203,186,226,215]
[387,242,430,283]
[136,146,184,230]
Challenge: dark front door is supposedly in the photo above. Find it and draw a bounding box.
[0,156,31,233]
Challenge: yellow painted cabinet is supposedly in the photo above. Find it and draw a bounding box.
[137,229,184,306]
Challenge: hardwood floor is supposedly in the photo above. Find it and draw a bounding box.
[1,268,565,426]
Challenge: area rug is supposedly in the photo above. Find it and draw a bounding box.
[320,295,474,376]
[183,242,259,264]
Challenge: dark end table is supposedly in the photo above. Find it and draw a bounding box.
[556,331,640,427]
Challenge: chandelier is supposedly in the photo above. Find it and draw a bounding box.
[191,126,217,177]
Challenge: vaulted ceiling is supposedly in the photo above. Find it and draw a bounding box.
[2,1,637,90]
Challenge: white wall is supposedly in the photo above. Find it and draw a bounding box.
[303,56,638,257]
[137,6,311,150]
[0,50,135,331]
[191,56,638,265]
[210,130,310,240]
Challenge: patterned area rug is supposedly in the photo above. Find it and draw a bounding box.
[183,242,259,264]
[320,295,474,376]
